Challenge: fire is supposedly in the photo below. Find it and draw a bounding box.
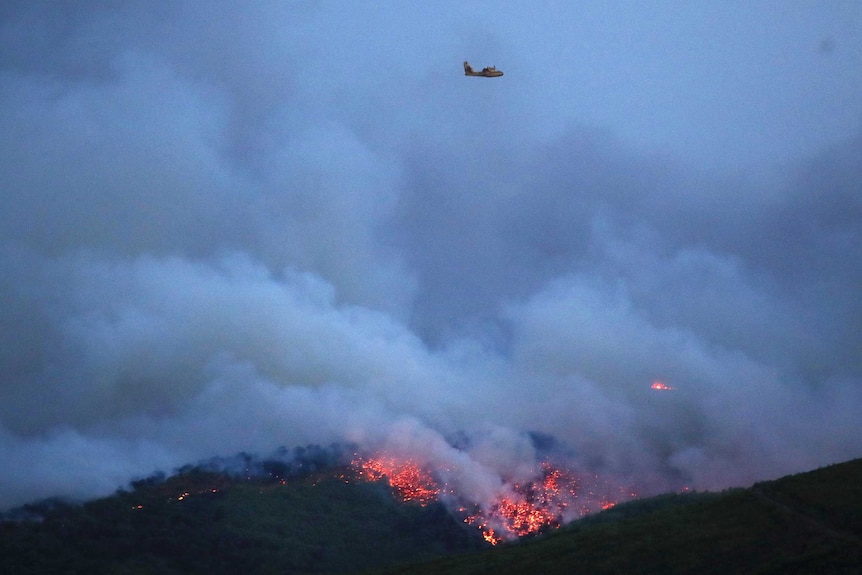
[651,380,673,390]
[350,454,636,545]
[352,454,440,505]
[462,462,603,543]
[482,528,499,545]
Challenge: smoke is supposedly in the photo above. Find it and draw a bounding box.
[2,2,862,510]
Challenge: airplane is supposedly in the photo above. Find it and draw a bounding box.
[464,61,503,77]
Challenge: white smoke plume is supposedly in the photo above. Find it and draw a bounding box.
[1,2,862,510]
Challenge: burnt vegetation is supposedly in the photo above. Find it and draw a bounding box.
[2,450,861,574]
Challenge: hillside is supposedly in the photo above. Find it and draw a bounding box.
[374,458,862,575]
[2,454,861,574]
[0,458,483,574]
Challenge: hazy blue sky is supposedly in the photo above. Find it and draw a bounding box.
[1,1,861,509]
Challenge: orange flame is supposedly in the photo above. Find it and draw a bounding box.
[482,528,499,545]
[352,454,440,506]
[351,454,635,545]
[651,381,673,390]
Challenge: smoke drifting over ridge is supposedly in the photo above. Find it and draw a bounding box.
[2,2,862,509]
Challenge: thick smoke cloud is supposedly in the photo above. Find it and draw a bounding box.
[1,2,861,509]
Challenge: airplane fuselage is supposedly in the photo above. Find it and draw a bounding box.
[464,61,503,77]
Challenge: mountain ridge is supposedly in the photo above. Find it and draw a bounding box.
[2,451,861,574]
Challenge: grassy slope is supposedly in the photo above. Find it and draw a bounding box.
[373,458,862,575]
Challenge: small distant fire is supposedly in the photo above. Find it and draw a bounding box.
[650,380,673,391]
[132,486,220,510]
[350,453,636,545]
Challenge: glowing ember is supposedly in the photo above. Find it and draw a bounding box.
[461,463,600,543]
[482,528,499,545]
[350,453,636,545]
[352,454,440,505]
[650,380,673,390]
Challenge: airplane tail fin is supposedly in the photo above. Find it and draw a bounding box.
[463,61,474,74]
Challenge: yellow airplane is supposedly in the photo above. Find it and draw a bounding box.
[463,61,503,77]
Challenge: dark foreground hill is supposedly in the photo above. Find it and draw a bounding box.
[0,462,484,575]
[373,458,862,575]
[2,455,861,575]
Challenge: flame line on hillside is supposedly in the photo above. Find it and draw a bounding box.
[349,452,637,545]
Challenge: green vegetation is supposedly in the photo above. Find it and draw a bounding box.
[0,467,483,575]
[373,458,862,575]
[3,456,861,574]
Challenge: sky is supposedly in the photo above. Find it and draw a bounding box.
[1,1,861,510]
